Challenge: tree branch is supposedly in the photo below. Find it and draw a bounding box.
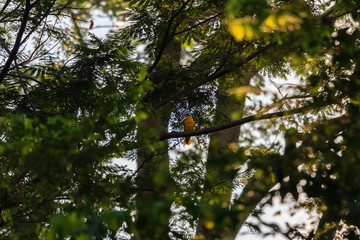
[159,105,310,141]
[153,41,276,109]
[153,8,345,111]
[6,73,81,96]
[130,141,181,180]
[0,0,12,13]
[14,59,41,117]
[147,14,174,74]
[175,13,222,35]
[21,0,56,46]
[0,0,31,84]
[147,0,191,74]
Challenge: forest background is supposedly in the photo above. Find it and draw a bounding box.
[1,0,360,239]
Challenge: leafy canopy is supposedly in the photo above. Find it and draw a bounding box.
[1,0,360,239]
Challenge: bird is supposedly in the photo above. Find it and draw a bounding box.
[183,114,195,145]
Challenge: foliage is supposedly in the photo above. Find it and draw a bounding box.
[1,0,360,239]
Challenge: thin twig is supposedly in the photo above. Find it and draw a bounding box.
[147,0,191,74]
[18,38,63,66]
[131,142,181,178]
[21,0,56,45]
[175,13,222,35]
[6,73,80,96]
[14,59,41,117]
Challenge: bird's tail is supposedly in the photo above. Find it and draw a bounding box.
[183,137,191,145]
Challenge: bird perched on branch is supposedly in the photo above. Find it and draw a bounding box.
[183,114,195,145]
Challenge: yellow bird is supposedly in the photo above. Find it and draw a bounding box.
[183,114,195,145]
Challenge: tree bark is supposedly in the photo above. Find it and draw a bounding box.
[196,65,258,239]
[134,108,174,239]
[134,39,181,239]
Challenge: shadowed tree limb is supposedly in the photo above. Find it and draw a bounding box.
[153,42,276,109]
[147,13,175,74]
[1,33,39,116]
[147,0,191,74]
[159,105,311,141]
[0,0,31,84]
[0,0,11,13]
[175,13,222,35]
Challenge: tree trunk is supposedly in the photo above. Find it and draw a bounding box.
[196,65,258,239]
[134,106,175,239]
[134,39,181,239]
